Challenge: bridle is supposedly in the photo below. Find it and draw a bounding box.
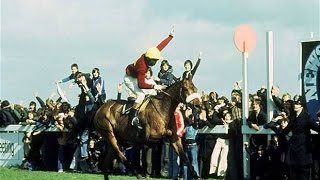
[159,81,201,105]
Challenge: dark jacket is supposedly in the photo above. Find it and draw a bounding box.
[158,68,175,86]
[0,107,17,127]
[182,58,201,80]
[280,109,319,166]
[247,110,267,127]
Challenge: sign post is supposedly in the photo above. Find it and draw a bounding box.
[234,25,256,179]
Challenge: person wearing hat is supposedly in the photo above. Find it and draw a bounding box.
[0,100,17,127]
[155,59,176,86]
[279,95,319,180]
[124,27,174,129]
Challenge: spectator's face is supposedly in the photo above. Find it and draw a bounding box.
[145,70,151,79]
[210,92,217,99]
[77,76,86,85]
[273,136,279,143]
[224,113,232,123]
[294,104,303,112]
[283,95,290,102]
[92,71,99,78]
[57,115,64,121]
[185,106,193,118]
[61,104,69,112]
[280,120,288,129]
[218,99,225,105]
[231,93,241,102]
[71,66,78,74]
[252,102,260,112]
[68,111,74,117]
[184,63,191,71]
[258,149,264,156]
[89,140,95,148]
[162,64,169,71]
[29,104,35,111]
[208,110,214,117]
[283,101,291,109]
[28,112,34,119]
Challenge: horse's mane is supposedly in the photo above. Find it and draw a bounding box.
[160,80,182,94]
[154,80,182,100]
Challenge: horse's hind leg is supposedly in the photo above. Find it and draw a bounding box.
[96,116,127,162]
[101,147,116,180]
[105,131,127,162]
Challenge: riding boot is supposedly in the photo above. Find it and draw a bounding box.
[128,107,142,129]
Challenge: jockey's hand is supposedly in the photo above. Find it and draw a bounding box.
[154,84,166,90]
[153,76,160,82]
[169,25,175,37]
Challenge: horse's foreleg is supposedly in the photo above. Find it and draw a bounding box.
[145,123,150,140]
[171,138,199,179]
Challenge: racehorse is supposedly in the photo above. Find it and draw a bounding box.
[94,78,202,179]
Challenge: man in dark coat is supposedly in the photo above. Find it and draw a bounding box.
[0,100,16,127]
[280,95,319,180]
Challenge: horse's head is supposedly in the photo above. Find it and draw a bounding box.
[179,78,202,110]
[161,78,202,112]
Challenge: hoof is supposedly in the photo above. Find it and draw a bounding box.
[118,152,127,162]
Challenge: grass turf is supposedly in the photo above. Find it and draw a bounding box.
[0,166,164,180]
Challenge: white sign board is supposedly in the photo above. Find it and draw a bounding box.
[0,132,24,166]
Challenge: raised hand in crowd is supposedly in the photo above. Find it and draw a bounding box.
[199,109,207,121]
[233,80,242,90]
[198,51,202,59]
[271,85,280,96]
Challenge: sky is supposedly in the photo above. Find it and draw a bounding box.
[1,0,320,107]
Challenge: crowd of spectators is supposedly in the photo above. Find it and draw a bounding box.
[1,61,319,180]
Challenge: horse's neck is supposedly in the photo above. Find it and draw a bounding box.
[158,83,181,112]
[152,93,177,113]
[148,86,180,121]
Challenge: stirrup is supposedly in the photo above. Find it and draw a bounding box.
[131,117,142,129]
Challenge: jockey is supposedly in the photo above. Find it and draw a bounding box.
[124,27,174,129]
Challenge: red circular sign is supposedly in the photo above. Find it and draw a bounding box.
[234,25,256,53]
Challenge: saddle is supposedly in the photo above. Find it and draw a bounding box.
[120,95,152,115]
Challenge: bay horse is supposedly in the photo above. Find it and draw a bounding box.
[94,78,202,179]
